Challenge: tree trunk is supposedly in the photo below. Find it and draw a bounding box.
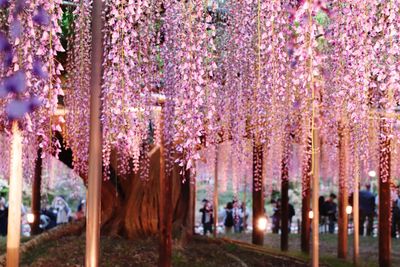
[338,128,348,259]
[281,136,290,252]
[213,145,219,237]
[252,140,264,245]
[159,108,172,267]
[281,178,289,251]
[379,117,391,267]
[31,147,43,235]
[301,136,312,254]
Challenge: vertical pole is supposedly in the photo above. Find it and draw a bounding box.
[31,146,43,235]
[243,177,247,231]
[159,108,172,267]
[281,137,290,251]
[379,117,391,267]
[85,0,103,265]
[213,145,219,237]
[338,128,348,259]
[301,135,312,254]
[311,123,320,267]
[6,122,23,267]
[188,171,196,237]
[353,152,360,266]
[252,139,264,245]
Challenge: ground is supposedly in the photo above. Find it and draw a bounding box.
[1,232,399,266]
[226,233,400,267]
[17,235,308,267]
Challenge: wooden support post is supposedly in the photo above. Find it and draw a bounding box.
[85,0,104,265]
[189,172,196,236]
[281,137,290,251]
[338,128,348,259]
[311,122,320,267]
[159,108,173,267]
[6,122,23,267]
[301,136,312,254]
[252,140,264,245]
[242,178,247,231]
[31,146,43,235]
[353,153,360,266]
[379,117,391,267]
[213,145,219,238]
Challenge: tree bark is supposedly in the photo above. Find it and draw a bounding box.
[281,136,290,252]
[213,145,219,237]
[379,117,391,267]
[338,128,348,259]
[31,147,43,235]
[301,136,312,254]
[252,140,264,245]
[281,178,289,251]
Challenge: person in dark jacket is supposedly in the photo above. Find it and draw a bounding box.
[199,199,213,235]
[359,184,375,236]
[323,193,337,234]
[0,197,8,236]
[288,203,295,233]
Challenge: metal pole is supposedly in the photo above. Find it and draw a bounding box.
[6,122,23,267]
[85,0,103,265]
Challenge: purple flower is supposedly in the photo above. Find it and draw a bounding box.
[33,7,50,26]
[0,31,11,52]
[3,50,13,68]
[14,0,26,15]
[0,84,7,98]
[4,71,26,94]
[0,0,9,8]
[33,60,48,79]
[5,99,30,120]
[28,96,42,112]
[10,20,23,39]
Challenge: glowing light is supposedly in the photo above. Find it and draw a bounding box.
[368,170,376,177]
[346,205,352,215]
[257,217,268,231]
[27,213,35,224]
[309,211,314,219]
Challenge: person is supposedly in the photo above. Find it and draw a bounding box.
[52,196,71,225]
[323,193,337,234]
[272,199,281,233]
[392,187,400,238]
[199,199,213,235]
[319,196,328,232]
[75,200,86,221]
[223,202,234,234]
[359,184,375,236]
[0,197,8,236]
[239,202,249,232]
[288,202,295,233]
[232,200,242,233]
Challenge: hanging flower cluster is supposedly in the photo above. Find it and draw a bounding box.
[101,0,158,177]
[162,0,216,170]
[65,0,92,177]
[0,0,64,181]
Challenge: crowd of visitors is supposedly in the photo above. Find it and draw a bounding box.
[199,198,249,235]
[0,195,86,237]
[198,183,400,238]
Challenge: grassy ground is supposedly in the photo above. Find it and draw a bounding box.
[225,232,400,267]
[2,232,399,266]
[18,235,309,267]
